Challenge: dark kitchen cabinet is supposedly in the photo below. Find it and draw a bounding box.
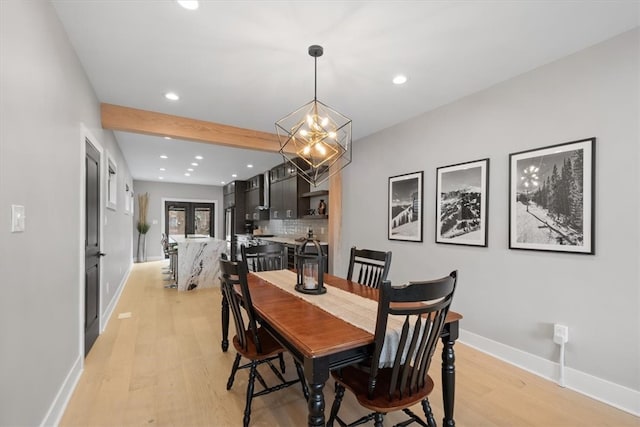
[223,180,246,210]
[244,174,268,220]
[269,161,309,220]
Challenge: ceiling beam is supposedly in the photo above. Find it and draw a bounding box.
[100,103,293,153]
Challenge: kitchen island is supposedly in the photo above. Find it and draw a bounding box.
[171,236,226,291]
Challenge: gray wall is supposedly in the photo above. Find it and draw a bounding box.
[339,29,639,392]
[133,180,223,260]
[0,1,133,425]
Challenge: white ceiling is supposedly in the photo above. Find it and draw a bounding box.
[52,1,639,186]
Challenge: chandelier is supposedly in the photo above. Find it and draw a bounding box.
[275,45,352,187]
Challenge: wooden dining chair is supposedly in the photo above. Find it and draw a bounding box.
[241,243,287,272]
[328,271,458,427]
[219,258,308,427]
[346,246,392,289]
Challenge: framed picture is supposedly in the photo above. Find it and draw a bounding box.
[509,137,595,254]
[388,171,423,242]
[436,158,489,247]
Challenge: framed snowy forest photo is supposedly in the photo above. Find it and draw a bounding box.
[509,138,595,254]
[436,158,489,247]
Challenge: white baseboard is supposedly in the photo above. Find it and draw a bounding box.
[101,262,132,331]
[42,264,133,426]
[133,256,166,262]
[40,355,83,427]
[459,329,640,416]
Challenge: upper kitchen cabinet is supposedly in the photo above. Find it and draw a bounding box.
[244,174,269,220]
[269,161,310,220]
[223,180,246,210]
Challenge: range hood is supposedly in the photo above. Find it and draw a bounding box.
[257,171,270,210]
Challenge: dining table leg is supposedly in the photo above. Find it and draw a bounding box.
[441,320,459,426]
[304,357,329,426]
[221,291,229,352]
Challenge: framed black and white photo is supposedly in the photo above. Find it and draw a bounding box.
[509,137,595,254]
[388,171,423,242]
[436,158,489,247]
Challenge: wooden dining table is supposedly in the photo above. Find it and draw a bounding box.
[220,272,462,427]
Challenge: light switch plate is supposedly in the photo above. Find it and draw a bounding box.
[11,204,25,232]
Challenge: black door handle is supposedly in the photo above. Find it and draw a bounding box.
[98,252,107,257]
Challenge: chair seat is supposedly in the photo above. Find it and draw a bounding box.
[232,327,283,360]
[332,365,435,413]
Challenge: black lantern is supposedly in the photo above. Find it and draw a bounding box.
[294,237,326,295]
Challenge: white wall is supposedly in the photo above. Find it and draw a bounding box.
[340,29,639,405]
[0,1,133,425]
[133,180,223,261]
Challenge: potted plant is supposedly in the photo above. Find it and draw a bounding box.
[136,192,150,262]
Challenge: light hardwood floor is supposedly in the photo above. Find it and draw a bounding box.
[61,261,638,426]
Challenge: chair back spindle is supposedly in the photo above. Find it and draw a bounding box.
[219,258,263,354]
[369,271,457,401]
[241,243,287,272]
[347,247,392,289]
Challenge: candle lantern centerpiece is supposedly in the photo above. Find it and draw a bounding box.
[294,236,326,295]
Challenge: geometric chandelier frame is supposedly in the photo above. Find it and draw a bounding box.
[275,45,352,187]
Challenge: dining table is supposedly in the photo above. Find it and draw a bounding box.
[220,271,462,427]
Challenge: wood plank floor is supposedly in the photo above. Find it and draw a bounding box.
[61,261,638,426]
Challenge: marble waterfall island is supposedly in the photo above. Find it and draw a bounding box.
[173,236,226,291]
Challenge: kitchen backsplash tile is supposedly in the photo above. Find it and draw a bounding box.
[255,219,328,242]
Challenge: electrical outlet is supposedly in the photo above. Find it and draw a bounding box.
[11,205,25,232]
[553,324,569,344]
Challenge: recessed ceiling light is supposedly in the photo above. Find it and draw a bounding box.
[221,181,226,185]
[177,0,199,10]
[392,75,407,85]
[187,168,194,172]
[247,164,253,168]
[164,136,172,140]
[160,155,168,159]
[191,162,198,166]
[159,177,164,180]
[159,168,166,171]
[232,174,237,178]
[195,155,203,160]
[164,92,180,101]
[184,173,191,177]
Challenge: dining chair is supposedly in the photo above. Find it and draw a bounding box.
[346,246,392,289]
[219,258,308,427]
[328,271,458,427]
[241,243,287,272]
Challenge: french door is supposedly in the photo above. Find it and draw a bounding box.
[165,201,215,237]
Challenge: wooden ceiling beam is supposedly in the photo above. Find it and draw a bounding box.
[100,103,293,154]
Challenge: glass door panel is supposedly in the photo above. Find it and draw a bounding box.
[194,206,212,236]
[165,201,215,238]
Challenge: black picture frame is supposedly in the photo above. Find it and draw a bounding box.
[388,171,423,242]
[509,137,595,254]
[436,158,489,247]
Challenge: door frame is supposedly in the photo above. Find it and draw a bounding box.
[79,124,104,358]
[161,197,219,240]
